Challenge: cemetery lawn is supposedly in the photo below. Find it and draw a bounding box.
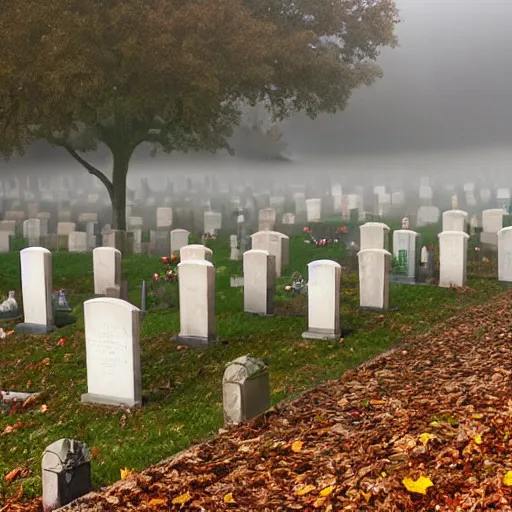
[0,235,505,507]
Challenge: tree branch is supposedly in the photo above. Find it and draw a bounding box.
[63,144,113,197]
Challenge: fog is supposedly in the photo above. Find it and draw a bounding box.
[3,0,512,184]
[288,0,512,159]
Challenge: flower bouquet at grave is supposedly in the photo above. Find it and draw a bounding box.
[147,254,180,309]
[302,226,343,248]
[284,272,306,296]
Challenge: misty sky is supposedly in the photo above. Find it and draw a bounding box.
[287,0,512,156]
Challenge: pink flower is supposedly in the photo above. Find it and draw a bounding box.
[161,256,169,264]
[284,285,292,291]
[153,273,160,281]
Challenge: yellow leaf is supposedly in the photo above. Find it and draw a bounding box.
[472,413,484,419]
[224,492,236,504]
[360,490,371,502]
[429,421,441,428]
[172,492,192,505]
[120,468,132,480]
[319,485,335,497]
[381,471,387,478]
[149,498,167,506]
[474,435,482,445]
[402,476,434,495]
[291,440,303,452]
[296,484,316,496]
[419,433,436,446]
[503,471,512,486]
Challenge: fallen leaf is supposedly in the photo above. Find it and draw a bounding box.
[370,399,385,406]
[120,468,133,480]
[148,497,167,506]
[319,485,335,497]
[312,497,326,508]
[223,492,236,503]
[419,433,436,446]
[22,395,37,409]
[57,337,66,346]
[402,476,434,495]
[360,490,372,502]
[172,492,192,505]
[296,484,316,496]
[291,440,303,452]
[472,413,484,419]
[474,434,482,445]
[5,467,22,483]
[40,404,48,413]
[503,471,512,486]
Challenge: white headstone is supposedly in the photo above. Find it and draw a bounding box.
[57,222,76,236]
[258,208,276,231]
[438,231,469,288]
[498,227,512,282]
[282,213,296,225]
[23,218,41,247]
[81,298,141,407]
[416,206,440,227]
[93,247,122,295]
[176,260,216,346]
[306,199,322,222]
[170,229,190,254]
[16,248,54,334]
[243,250,275,315]
[302,260,341,340]
[442,210,468,232]
[68,231,88,252]
[250,231,288,277]
[360,222,390,251]
[180,244,213,261]
[204,211,222,234]
[358,249,391,310]
[156,207,173,229]
[482,209,504,233]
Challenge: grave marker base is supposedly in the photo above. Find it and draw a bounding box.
[172,335,220,348]
[302,329,340,341]
[15,322,54,334]
[81,393,141,408]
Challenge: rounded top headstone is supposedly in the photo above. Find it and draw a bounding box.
[308,259,341,268]
[178,259,214,268]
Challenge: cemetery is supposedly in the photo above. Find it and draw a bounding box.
[0,174,512,509]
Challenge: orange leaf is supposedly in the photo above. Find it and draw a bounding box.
[5,467,22,483]
[149,498,167,507]
[172,492,191,505]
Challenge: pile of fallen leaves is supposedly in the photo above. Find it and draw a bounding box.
[9,291,512,511]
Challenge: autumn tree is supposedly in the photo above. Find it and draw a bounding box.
[0,0,399,230]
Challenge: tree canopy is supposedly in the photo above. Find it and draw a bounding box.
[0,0,399,229]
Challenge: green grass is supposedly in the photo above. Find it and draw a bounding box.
[0,232,505,501]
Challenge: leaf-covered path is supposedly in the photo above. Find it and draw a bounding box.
[17,290,512,510]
